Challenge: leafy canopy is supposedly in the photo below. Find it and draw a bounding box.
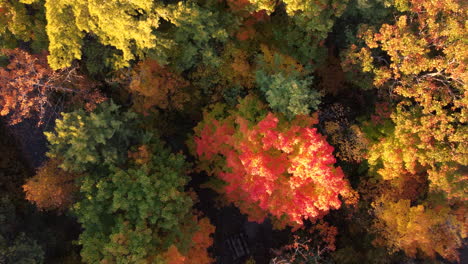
[45,102,215,263]
[193,95,355,228]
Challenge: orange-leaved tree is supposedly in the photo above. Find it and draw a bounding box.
[192,95,355,228]
[23,158,79,211]
[163,216,216,264]
[0,48,105,125]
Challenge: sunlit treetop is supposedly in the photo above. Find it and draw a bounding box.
[193,95,356,229]
[366,102,467,201]
[27,0,165,69]
[343,0,467,116]
[372,195,467,262]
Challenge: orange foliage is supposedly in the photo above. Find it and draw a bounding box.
[163,245,186,264]
[271,221,339,262]
[185,217,216,264]
[0,48,105,125]
[23,159,79,211]
[162,217,215,264]
[311,221,338,252]
[129,59,190,112]
[194,96,355,228]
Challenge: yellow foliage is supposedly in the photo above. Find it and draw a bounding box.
[373,197,466,262]
[367,103,467,200]
[44,0,164,69]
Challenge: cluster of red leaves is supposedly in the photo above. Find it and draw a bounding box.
[23,158,79,211]
[194,97,354,228]
[0,48,105,125]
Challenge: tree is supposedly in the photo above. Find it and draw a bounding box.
[36,0,166,69]
[0,48,105,125]
[24,0,234,70]
[45,101,137,173]
[127,59,190,113]
[270,221,338,263]
[372,196,466,262]
[23,158,79,212]
[255,45,321,118]
[343,3,468,260]
[366,103,467,200]
[248,0,348,35]
[343,0,466,118]
[162,217,216,264]
[192,95,355,228]
[163,1,235,72]
[75,146,196,263]
[45,102,215,263]
[361,103,467,261]
[320,104,368,163]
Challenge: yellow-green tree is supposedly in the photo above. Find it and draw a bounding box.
[37,0,165,69]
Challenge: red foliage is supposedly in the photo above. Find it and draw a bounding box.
[194,96,354,228]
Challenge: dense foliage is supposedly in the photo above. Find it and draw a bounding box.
[42,102,215,263]
[193,96,356,228]
[1,0,466,262]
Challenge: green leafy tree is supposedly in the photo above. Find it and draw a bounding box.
[164,1,236,72]
[75,142,195,263]
[45,101,139,173]
[46,102,214,263]
[256,71,320,119]
[255,46,321,118]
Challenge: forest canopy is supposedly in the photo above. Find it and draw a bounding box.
[0,0,466,263]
